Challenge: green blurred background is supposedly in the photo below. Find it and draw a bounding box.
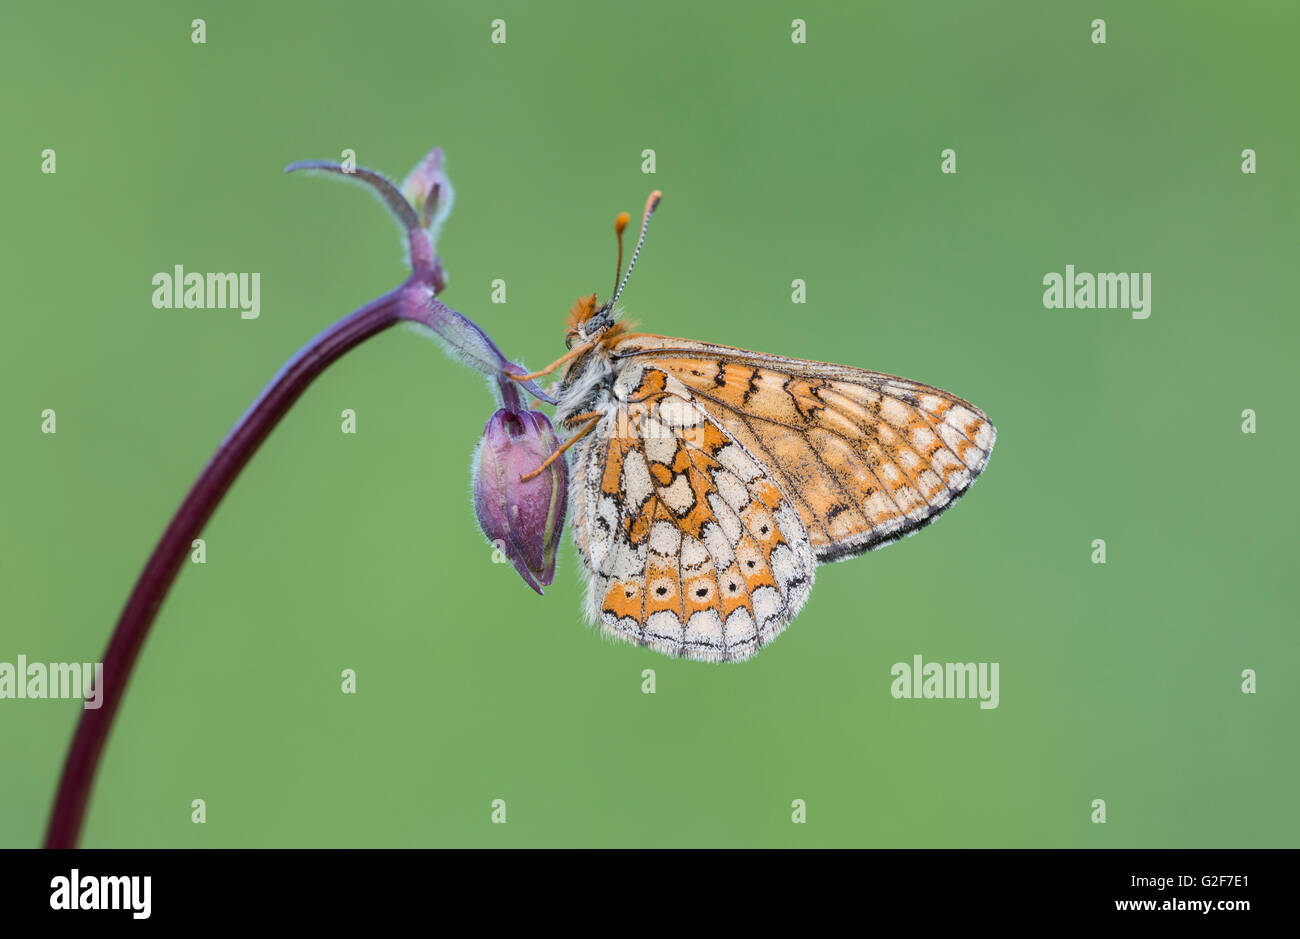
[2,0,1296,847]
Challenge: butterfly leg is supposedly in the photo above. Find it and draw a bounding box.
[519,412,602,481]
[507,342,595,382]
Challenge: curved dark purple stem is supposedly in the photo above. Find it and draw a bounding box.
[45,153,550,848]
[44,285,410,848]
[285,161,437,276]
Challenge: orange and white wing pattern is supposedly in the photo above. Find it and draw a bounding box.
[569,364,815,662]
[608,336,996,561]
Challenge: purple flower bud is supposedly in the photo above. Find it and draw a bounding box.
[401,147,455,244]
[472,409,569,595]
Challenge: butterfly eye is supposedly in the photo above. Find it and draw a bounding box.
[582,308,614,340]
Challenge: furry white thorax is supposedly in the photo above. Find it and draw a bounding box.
[554,347,616,430]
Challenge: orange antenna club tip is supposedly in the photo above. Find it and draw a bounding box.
[611,211,632,299]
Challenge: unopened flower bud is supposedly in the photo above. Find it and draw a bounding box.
[401,147,455,244]
[472,409,568,594]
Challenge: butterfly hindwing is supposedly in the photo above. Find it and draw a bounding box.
[570,364,815,662]
[608,336,996,561]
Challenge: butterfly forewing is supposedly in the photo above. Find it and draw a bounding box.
[570,364,814,662]
[608,336,997,561]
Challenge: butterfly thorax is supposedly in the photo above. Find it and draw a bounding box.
[555,342,616,431]
[555,293,633,430]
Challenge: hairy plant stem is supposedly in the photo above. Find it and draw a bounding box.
[46,275,534,846]
[45,287,409,847]
[46,152,548,848]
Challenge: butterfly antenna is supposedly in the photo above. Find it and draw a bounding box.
[610,190,662,306]
[610,211,630,300]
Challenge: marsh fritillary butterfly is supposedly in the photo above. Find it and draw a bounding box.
[515,192,996,662]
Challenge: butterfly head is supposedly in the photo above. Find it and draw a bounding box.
[564,190,661,350]
[565,293,618,348]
